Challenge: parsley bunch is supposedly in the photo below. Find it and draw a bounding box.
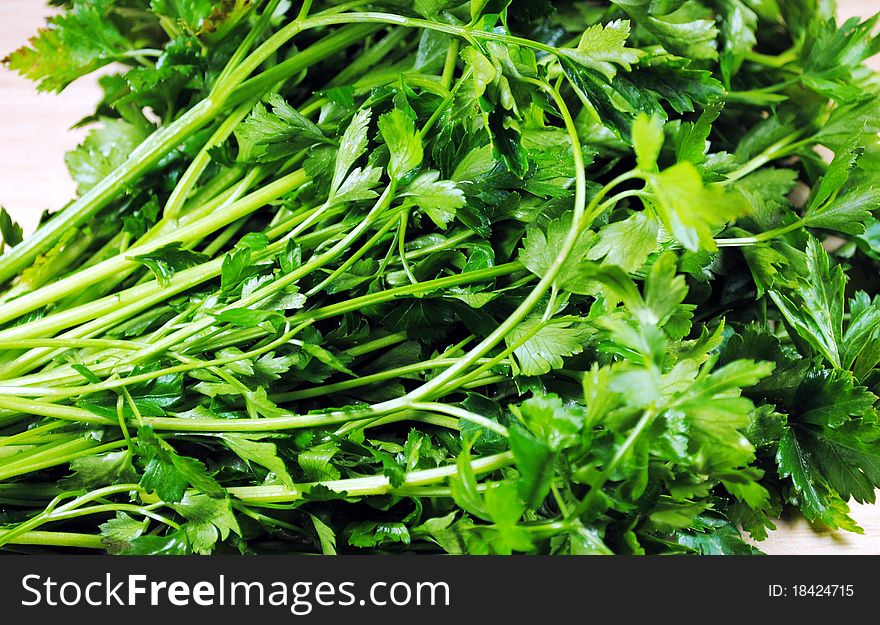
[0,0,878,555]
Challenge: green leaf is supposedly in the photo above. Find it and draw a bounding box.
[796,369,877,428]
[803,136,876,235]
[505,316,593,376]
[642,252,689,327]
[332,166,383,205]
[120,531,191,555]
[137,427,223,502]
[558,19,643,81]
[509,427,556,508]
[483,481,532,553]
[518,214,596,293]
[234,94,328,163]
[7,0,135,92]
[131,243,208,287]
[777,429,861,531]
[221,434,295,489]
[215,308,285,330]
[736,167,799,232]
[769,238,845,368]
[348,521,411,548]
[800,15,880,102]
[370,447,406,488]
[99,512,147,554]
[673,515,762,555]
[449,443,489,521]
[378,108,423,182]
[805,187,879,236]
[401,170,466,228]
[718,0,758,85]
[797,425,880,504]
[586,211,659,273]
[651,162,748,251]
[197,0,254,40]
[310,514,337,555]
[331,108,372,195]
[675,102,722,165]
[517,392,585,450]
[66,450,136,489]
[298,442,341,481]
[622,59,725,116]
[411,512,464,554]
[0,207,23,250]
[842,291,880,369]
[302,343,354,376]
[150,0,214,31]
[613,2,719,60]
[65,118,150,194]
[632,113,665,171]
[170,493,241,555]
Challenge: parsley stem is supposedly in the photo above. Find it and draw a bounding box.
[745,48,799,68]
[162,102,255,221]
[0,169,307,332]
[121,48,163,58]
[0,438,128,481]
[226,451,514,502]
[722,131,807,184]
[441,39,461,89]
[715,219,806,246]
[305,211,402,296]
[408,402,509,437]
[332,411,460,438]
[0,531,105,549]
[0,339,145,351]
[342,332,409,358]
[1,262,515,390]
[0,23,369,286]
[398,209,418,285]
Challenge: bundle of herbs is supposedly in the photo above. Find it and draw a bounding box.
[0,0,879,555]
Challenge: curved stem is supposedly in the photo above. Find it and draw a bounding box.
[388,78,589,405]
[408,402,508,437]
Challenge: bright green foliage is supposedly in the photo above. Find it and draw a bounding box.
[0,0,879,557]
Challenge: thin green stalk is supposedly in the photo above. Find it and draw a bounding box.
[722,131,807,184]
[0,98,216,285]
[329,27,412,87]
[408,402,509,437]
[2,262,517,388]
[305,211,400,296]
[227,451,514,503]
[0,530,105,549]
[397,209,418,284]
[0,169,309,328]
[441,39,460,89]
[271,358,494,403]
[0,438,127,481]
[162,102,255,221]
[0,22,374,285]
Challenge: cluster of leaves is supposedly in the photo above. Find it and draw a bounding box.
[0,0,879,556]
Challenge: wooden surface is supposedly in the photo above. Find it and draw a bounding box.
[2,0,880,554]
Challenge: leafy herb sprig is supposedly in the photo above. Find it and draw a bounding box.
[0,0,878,555]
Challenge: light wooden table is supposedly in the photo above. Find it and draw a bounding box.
[2,0,880,554]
